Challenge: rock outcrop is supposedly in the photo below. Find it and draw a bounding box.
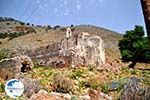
[21,78,41,98]
[27,32,105,67]
[119,77,150,100]
[28,89,112,100]
[0,55,33,80]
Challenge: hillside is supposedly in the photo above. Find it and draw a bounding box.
[0,18,122,61]
[1,17,149,100]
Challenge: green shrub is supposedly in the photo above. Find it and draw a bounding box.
[0,32,8,39]
[0,32,28,40]
[79,81,90,89]
[53,25,60,30]
[118,25,150,68]
[0,49,9,60]
[116,78,127,92]
[71,70,83,79]
[130,69,137,75]
[71,95,78,100]
[0,83,5,92]
[101,83,109,94]
[91,82,99,90]
[79,79,99,90]
[9,32,27,40]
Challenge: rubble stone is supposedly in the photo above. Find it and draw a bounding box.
[0,55,33,80]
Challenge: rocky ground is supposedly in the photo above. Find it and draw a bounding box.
[0,18,150,100]
[0,62,150,99]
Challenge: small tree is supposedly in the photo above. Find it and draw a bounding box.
[27,23,30,26]
[118,25,150,68]
[47,25,52,29]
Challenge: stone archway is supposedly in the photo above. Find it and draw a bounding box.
[19,55,33,73]
[0,55,33,80]
[21,61,31,73]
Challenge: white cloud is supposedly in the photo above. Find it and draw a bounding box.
[76,4,81,11]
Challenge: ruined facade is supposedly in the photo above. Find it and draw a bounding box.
[0,55,33,80]
[27,32,105,67]
[0,31,105,77]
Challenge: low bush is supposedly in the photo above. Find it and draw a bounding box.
[0,49,9,60]
[0,83,5,92]
[0,32,28,40]
[53,25,60,30]
[100,83,109,94]
[52,73,74,93]
[71,69,83,79]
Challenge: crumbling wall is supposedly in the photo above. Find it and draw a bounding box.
[28,32,105,67]
[0,55,33,80]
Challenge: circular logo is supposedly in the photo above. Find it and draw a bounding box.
[5,79,24,98]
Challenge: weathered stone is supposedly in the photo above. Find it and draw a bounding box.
[119,77,144,100]
[21,78,41,98]
[0,55,33,80]
[50,92,71,100]
[109,80,120,91]
[88,88,112,100]
[29,90,62,100]
[27,32,105,67]
[79,95,91,100]
[144,87,150,100]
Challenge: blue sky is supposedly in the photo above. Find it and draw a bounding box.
[0,0,146,34]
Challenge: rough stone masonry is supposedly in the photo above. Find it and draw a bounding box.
[0,55,33,80]
[27,31,105,67]
[0,30,105,80]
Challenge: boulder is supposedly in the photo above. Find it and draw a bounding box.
[29,91,72,100]
[88,89,112,100]
[79,95,91,100]
[29,90,62,100]
[0,55,33,80]
[60,32,105,67]
[21,78,41,98]
[50,92,71,100]
[119,77,149,100]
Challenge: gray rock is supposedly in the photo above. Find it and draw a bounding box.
[50,92,71,100]
[119,77,146,100]
[21,78,41,98]
[144,87,150,100]
[79,95,91,100]
[109,80,120,91]
[29,90,62,100]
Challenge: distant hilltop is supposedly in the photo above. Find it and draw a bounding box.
[0,17,22,23]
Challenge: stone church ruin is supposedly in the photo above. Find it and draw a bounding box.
[26,28,105,67]
[0,28,105,79]
[0,55,33,80]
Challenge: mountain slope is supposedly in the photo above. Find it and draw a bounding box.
[0,18,122,61]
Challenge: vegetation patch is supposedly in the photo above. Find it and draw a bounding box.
[52,73,74,93]
[0,49,9,60]
[71,69,83,79]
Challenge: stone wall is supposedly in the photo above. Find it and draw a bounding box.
[0,55,33,80]
[27,32,105,67]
